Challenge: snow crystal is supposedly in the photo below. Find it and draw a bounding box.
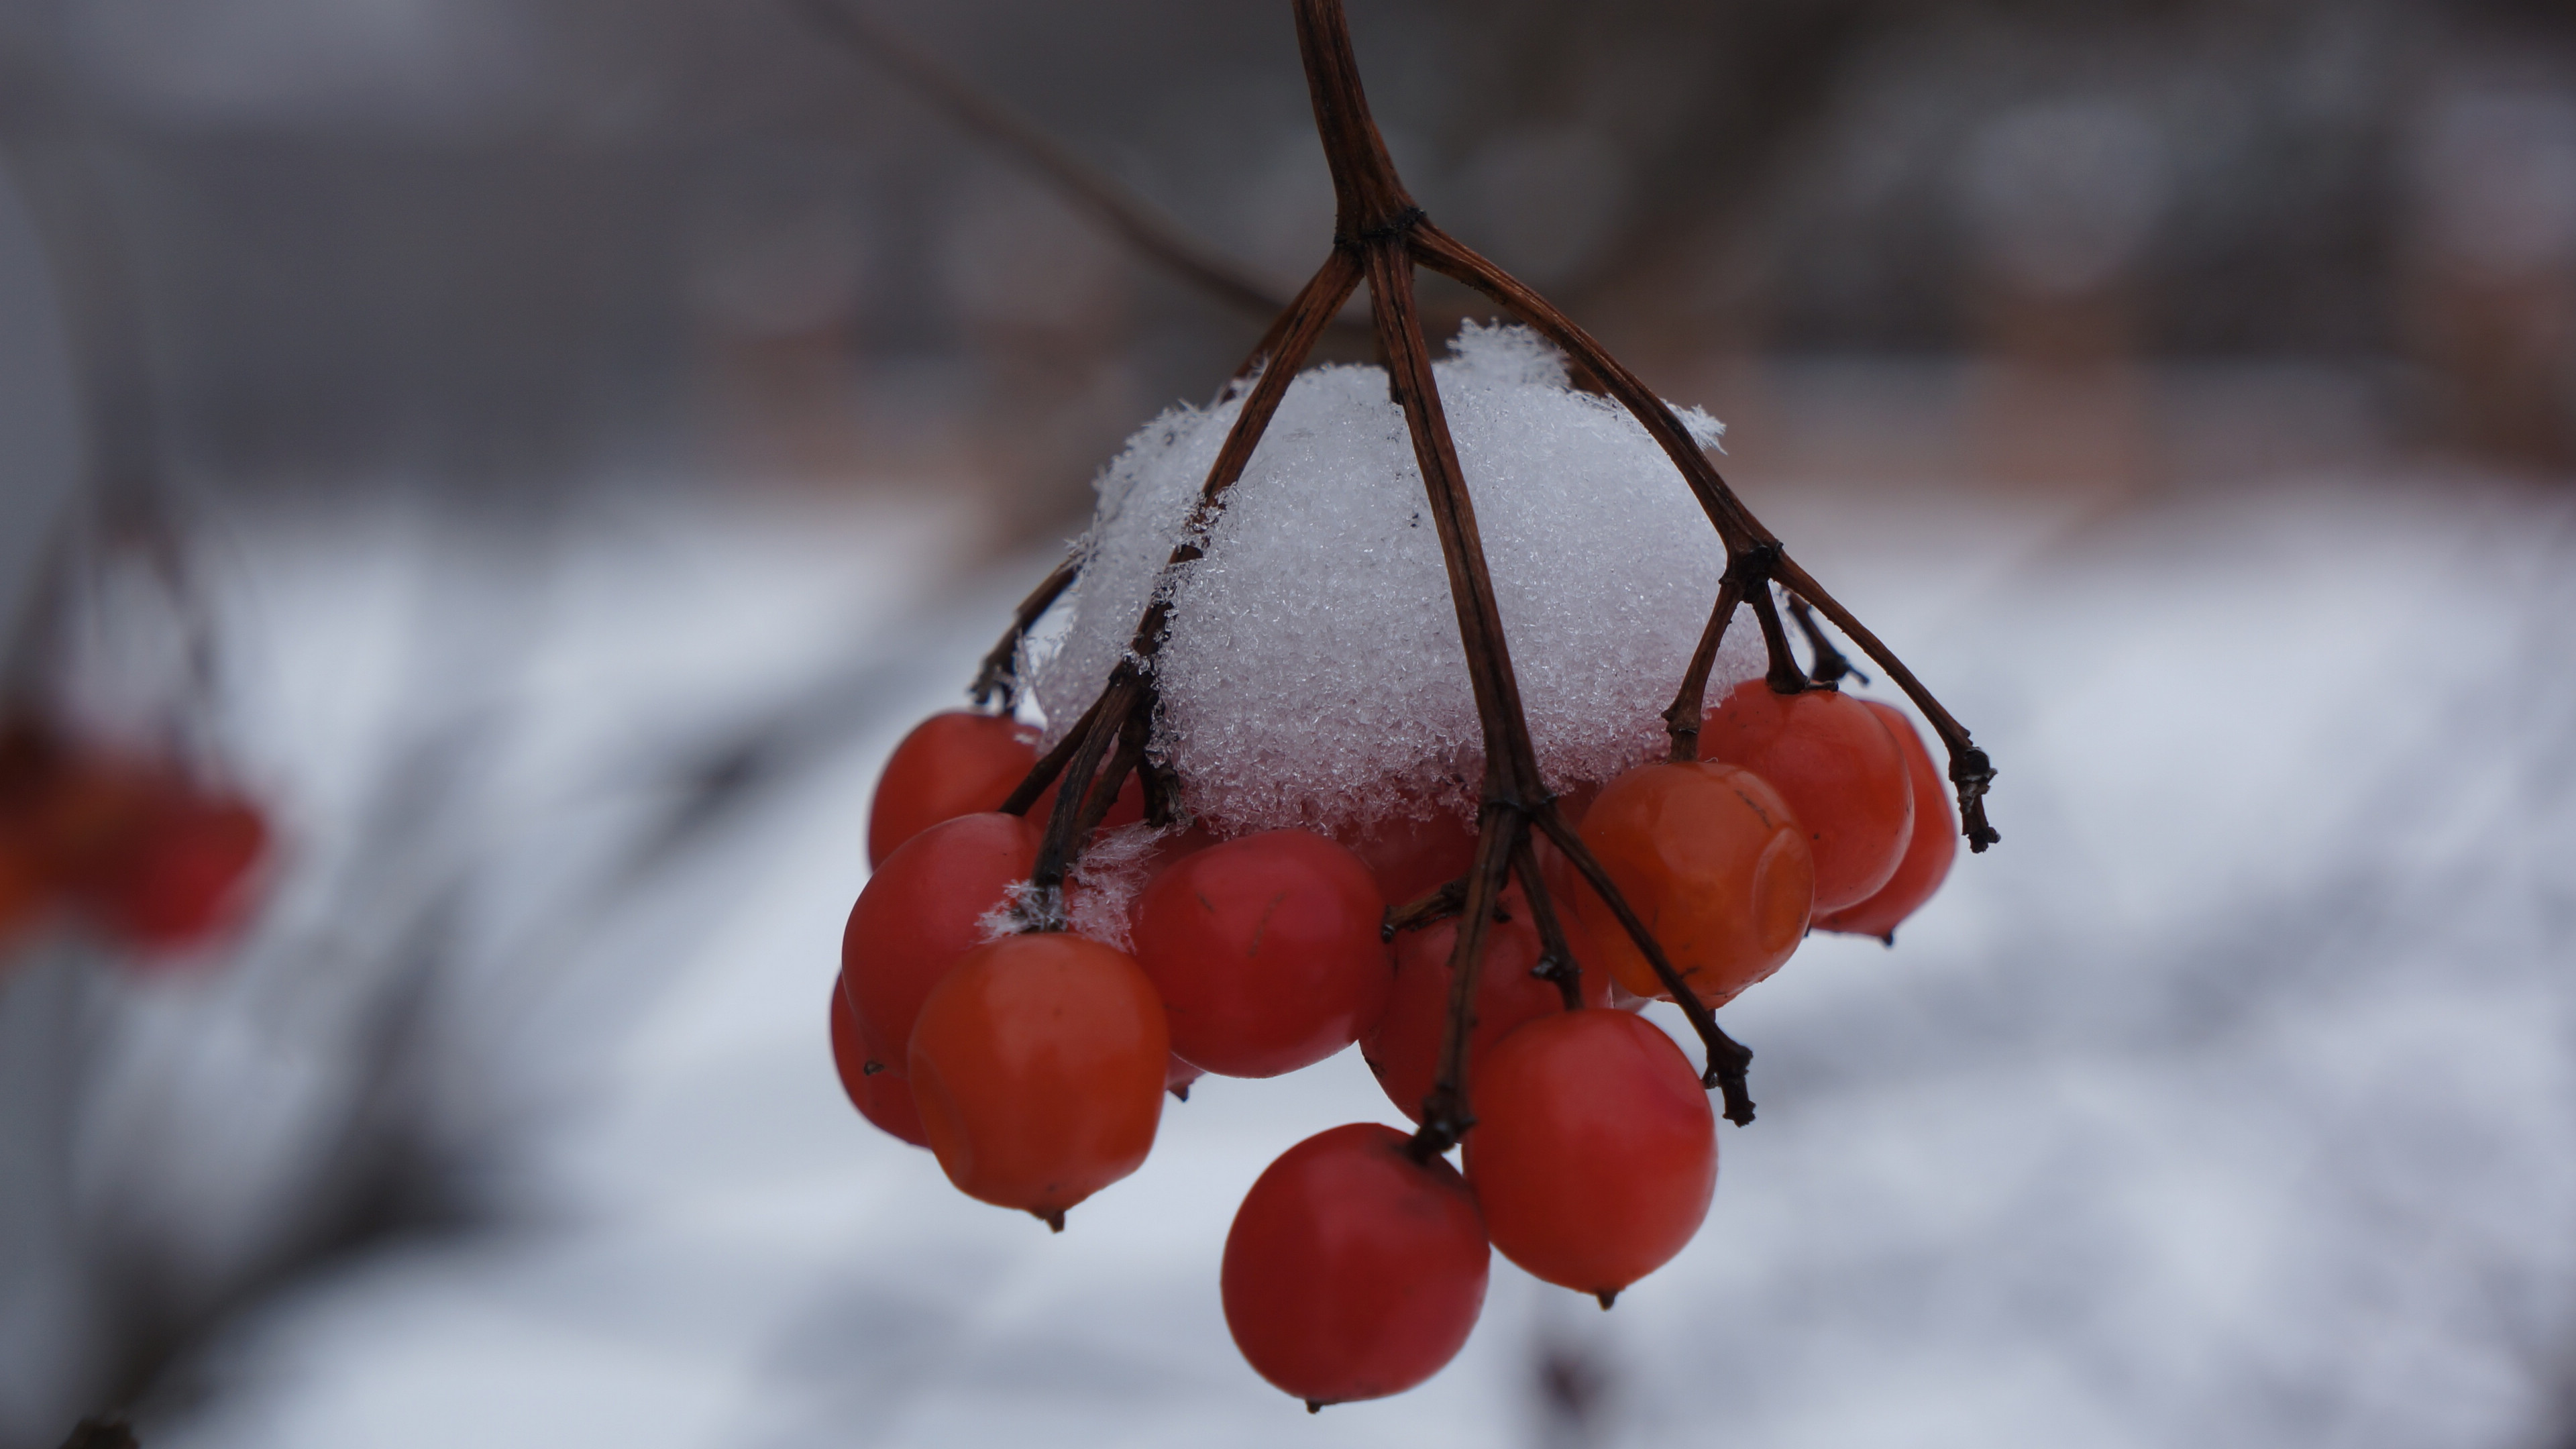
[1027,322,1762,837]
[971,824,1182,951]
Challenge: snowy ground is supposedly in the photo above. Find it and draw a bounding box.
[6,460,2574,1449]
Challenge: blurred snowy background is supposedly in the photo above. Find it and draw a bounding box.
[3,0,2575,1446]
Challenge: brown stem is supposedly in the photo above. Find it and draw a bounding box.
[1077,702,1153,837]
[1407,221,1764,553]
[970,551,1079,710]
[1534,808,1754,1126]
[1509,835,1586,1012]
[1745,576,1810,696]
[1022,666,1144,922]
[1001,242,1365,891]
[1292,0,1418,240]
[1787,595,1866,688]
[1381,877,1468,941]
[1121,249,1365,667]
[1409,215,1996,849]
[1360,239,1560,1157]
[1662,572,1744,762]
[977,0,1997,1155]
[1411,806,1523,1156]
[999,688,1108,816]
[1771,554,1999,851]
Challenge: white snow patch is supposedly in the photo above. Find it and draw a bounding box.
[1028,323,1754,837]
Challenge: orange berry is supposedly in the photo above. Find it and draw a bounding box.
[1571,760,1812,1007]
[1815,699,1957,941]
[1701,678,1912,912]
[906,932,1169,1224]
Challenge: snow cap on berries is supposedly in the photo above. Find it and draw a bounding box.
[1028,323,1761,839]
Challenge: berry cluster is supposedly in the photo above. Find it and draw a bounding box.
[0,717,270,962]
[831,665,1958,1405]
[824,0,1996,1411]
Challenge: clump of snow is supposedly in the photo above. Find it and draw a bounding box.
[1062,822,1171,951]
[1028,322,1762,838]
[971,824,1181,951]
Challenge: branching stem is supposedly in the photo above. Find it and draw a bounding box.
[982,0,1997,1157]
[1787,596,1866,688]
[971,551,1080,711]
[1509,835,1587,1014]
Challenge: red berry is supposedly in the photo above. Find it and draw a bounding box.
[1221,1123,1489,1407]
[1815,700,1957,941]
[867,712,1038,867]
[1130,829,1391,1078]
[0,835,47,949]
[1700,678,1912,912]
[1466,1010,1715,1299]
[907,932,1169,1224]
[84,783,269,955]
[1365,887,1607,1124]
[829,977,929,1147]
[1336,807,1477,908]
[841,812,1040,1073]
[1571,761,1812,1007]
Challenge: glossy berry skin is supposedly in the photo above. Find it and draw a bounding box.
[842,812,1041,1073]
[1336,808,1476,910]
[1365,888,1609,1124]
[1131,830,1392,1078]
[867,712,1039,867]
[907,932,1169,1222]
[1700,678,1913,913]
[1222,1123,1490,1407]
[83,786,269,955]
[1815,700,1957,942]
[1572,761,1813,1008]
[0,837,46,949]
[1466,1010,1716,1298]
[829,977,929,1147]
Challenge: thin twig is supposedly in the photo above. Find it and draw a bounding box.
[1786,595,1866,687]
[1534,810,1755,1126]
[970,551,1079,710]
[796,0,1293,321]
[1001,232,1365,886]
[1510,835,1586,1012]
[1661,570,1745,761]
[1409,213,1996,843]
[1745,576,1810,696]
[999,687,1109,816]
[987,0,1997,1157]
[1770,555,1998,849]
[1022,666,1140,922]
[1381,877,1468,941]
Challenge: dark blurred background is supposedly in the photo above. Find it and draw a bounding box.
[7,0,2575,519]
[3,3,2575,1448]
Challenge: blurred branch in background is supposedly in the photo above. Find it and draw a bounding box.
[792,0,1292,324]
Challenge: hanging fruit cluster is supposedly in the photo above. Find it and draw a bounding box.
[0,715,268,961]
[827,0,1997,1411]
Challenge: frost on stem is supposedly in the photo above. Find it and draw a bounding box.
[986,0,1995,1150]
